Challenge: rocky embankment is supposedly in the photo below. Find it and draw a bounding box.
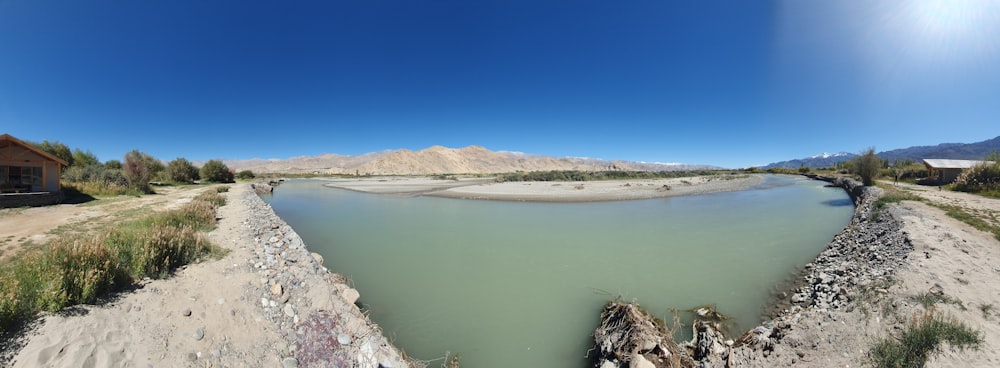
[592,176,914,367]
[243,184,416,368]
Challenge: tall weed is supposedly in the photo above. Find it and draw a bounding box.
[0,188,228,333]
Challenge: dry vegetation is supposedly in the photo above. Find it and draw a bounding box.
[0,187,230,333]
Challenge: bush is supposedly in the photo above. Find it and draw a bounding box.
[164,158,200,184]
[953,152,1000,195]
[0,189,228,332]
[71,149,100,167]
[62,164,131,196]
[104,160,123,170]
[200,160,234,183]
[123,150,153,193]
[870,311,982,368]
[235,170,256,180]
[853,147,881,186]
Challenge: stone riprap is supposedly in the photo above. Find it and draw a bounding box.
[243,183,415,368]
[592,176,915,367]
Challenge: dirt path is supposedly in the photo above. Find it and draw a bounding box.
[894,200,1000,367]
[889,181,1000,228]
[3,184,289,367]
[874,182,1000,366]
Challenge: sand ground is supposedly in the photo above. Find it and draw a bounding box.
[324,174,765,202]
[748,182,1000,367]
[1,184,288,367]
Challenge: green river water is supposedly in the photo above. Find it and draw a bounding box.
[264,175,854,367]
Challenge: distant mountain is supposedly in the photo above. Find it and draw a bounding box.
[763,152,856,169]
[763,135,1000,169]
[877,136,1000,162]
[225,146,720,175]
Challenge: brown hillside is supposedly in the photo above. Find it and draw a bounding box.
[225,146,713,175]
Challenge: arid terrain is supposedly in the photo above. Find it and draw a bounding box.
[322,174,763,202]
[735,181,1000,367]
[224,145,718,175]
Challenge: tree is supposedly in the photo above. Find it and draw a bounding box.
[853,147,881,186]
[123,150,152,193]
[200,160,234,183]
[71,148,100,167]
[104,160,123,170]
[33,140,74,166]
[235,170,256,180]
[164,158,200,184]
[136,152,165,179]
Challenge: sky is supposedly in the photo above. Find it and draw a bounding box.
[1,1,999,168]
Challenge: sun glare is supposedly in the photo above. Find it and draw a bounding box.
[893,0,1000,66]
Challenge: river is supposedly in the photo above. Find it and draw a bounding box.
[264,175,854,367]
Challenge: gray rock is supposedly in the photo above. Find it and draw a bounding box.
[182,309,192,317]
[194,327,205,341]
[337,333,352,345]
[187,352,198,361]
[281,357,298,368]
[283,303,295,317]
[629,353,655,368]
[342,288,360,305]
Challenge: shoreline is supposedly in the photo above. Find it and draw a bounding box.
[322,174,766,202]
[595,175,1000,367]
[3,184,416,368]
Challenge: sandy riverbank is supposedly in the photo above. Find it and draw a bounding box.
[323,174,765,202]
[2,184,413,368]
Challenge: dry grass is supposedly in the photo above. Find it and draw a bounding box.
[0,189,229,332]
[870,311,983,368]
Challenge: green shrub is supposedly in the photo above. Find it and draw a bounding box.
[953,152,1000,195]
[62,164,132,196]
[71,149,100,167]
[853,147,881,186]
[0,189,228,333]
[235,170,255,180]
[870,312,982,368]
[200,160,234,183]
[164,157,200,184]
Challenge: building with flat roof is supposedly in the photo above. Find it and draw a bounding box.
[922,158,994,184]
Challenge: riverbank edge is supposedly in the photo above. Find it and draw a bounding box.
[320,174,766,203]
[592,175,915,367]
[243,184,418,368]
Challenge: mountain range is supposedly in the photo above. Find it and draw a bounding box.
[224,146,721,175]
[763,135,1000,169]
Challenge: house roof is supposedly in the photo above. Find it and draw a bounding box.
[0,133,70,166]
[922,159,994,170]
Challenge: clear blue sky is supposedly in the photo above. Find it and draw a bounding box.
[2,1,998,168]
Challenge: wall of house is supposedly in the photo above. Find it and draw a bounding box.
[43,161,60,192]
[1,143,62,192]
[941,169,963,184]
